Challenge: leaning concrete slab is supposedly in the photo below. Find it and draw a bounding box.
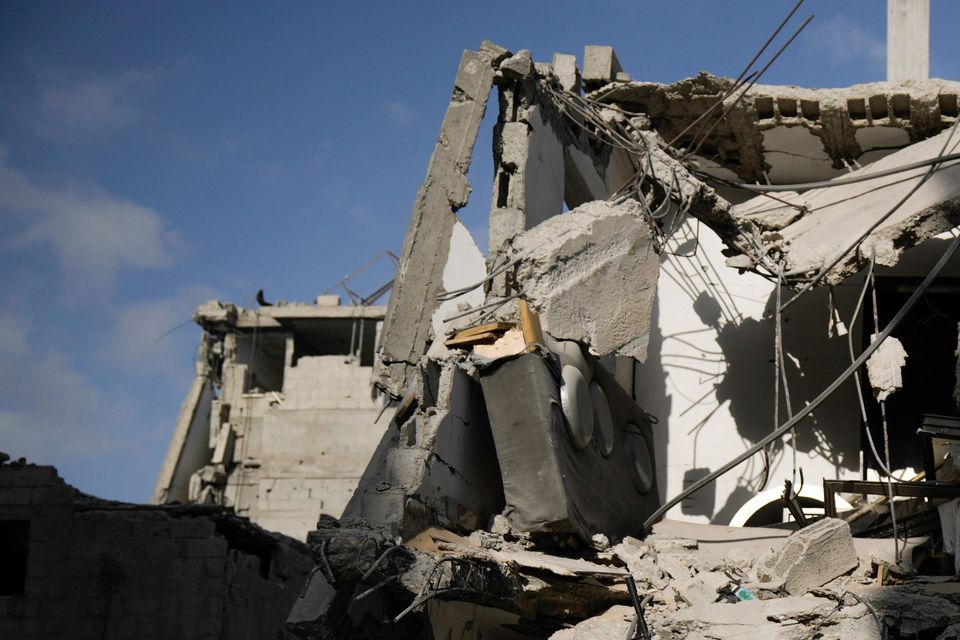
[374,42,509,397]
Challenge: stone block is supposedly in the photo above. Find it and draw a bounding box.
[582,45,623,90]
[504,199,659,360]
[757,517,858,595]
[551,52,581,94]
[500,49,534,79]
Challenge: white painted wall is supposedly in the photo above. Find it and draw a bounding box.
[635,220,865,524]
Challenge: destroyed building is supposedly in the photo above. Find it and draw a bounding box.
[153,295,388,541]
[282,24,960,640]
[9,2,960,637]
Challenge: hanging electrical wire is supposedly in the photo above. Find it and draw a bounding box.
[643,231,960,533]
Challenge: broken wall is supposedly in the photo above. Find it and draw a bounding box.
[0,460,312,640]
[154,301,388,541]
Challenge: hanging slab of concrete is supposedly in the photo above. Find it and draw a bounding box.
[595,75,960,184]
[373,42,508,397]
[732,127,960,282]
[500,199,659,360]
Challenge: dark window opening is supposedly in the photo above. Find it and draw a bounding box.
[290,318,380,367]
[238,332,286,393]
[496,171,511,208]
[848,98,867,120]
[800,100,820,121]
[891,94,911,120]
[754,96,775,120]
[0,520,30,596]
[869,95,889,119]
[777,98,797,118]
[940,94,959,119]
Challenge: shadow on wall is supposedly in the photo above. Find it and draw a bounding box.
[639,268,864,525]
[712,284,862,522]
[633,297,671,508]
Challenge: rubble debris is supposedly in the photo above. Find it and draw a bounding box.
[757,517,859,595]
[497,199,660,360]
[866,334,909,401]
[548,605,634,639]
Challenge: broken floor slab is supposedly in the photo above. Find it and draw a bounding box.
[731,126,960,282]
[593,74,960,184]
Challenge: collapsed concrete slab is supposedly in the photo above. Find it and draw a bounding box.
[731,126,960,282]
[497,199,660,360]
[757,517,858,595]
[594,75,960,184]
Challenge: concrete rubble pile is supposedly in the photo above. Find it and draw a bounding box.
[282,40,960,639]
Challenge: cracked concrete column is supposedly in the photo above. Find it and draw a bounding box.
[373,42,508,397]
[487,51,566,256]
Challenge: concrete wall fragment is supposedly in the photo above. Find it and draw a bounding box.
[501,200,660,361]
[374,42,508,397]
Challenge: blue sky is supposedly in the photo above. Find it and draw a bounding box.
[2,1,958,503]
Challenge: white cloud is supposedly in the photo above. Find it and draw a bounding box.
[0,148,180,296]
[29,68,154,141]
[386,101,419,127]
[803,14,885,69]
[0,352,123,459]
[98,285,217,381]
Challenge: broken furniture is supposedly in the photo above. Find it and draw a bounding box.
[823,479,960,519]
[919,414,960,481]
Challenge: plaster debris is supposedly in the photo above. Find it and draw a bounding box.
[866,334,909,401]
[757,518,859,595]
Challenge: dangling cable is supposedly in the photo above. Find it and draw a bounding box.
[776,266,797,486]
[869,264,902,563]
